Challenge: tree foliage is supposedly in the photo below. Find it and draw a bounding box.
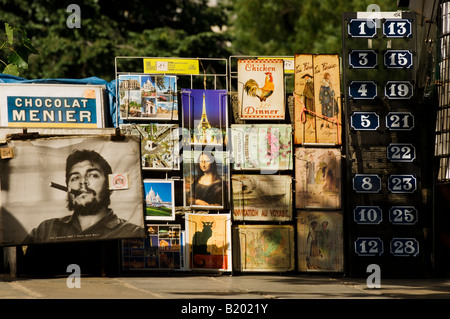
[0,22,38,76]
[0,0,403,80]
[229,0,400,55]
[0,0,232,81]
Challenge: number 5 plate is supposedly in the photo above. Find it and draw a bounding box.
[351,112,379,131]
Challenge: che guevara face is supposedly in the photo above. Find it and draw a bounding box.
[67,160,109,215]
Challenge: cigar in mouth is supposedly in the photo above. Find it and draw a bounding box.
[50,182,83,196]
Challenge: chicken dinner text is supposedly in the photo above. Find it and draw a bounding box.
[244,63,276,72]
[244,107,279,114]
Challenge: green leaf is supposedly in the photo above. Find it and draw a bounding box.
[21,37,38,55]
[8,47,29,70]
[2,63,19,76]
[5,23,14,45]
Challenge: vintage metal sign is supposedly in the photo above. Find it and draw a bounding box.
[238,59,285,120]
[0,84,105,128]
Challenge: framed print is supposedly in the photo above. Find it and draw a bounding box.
[232,174,292,222]
[118,74,178,121]
[120,123,180,170]
[121,224,182,271]
[295,147,341,209]
[0,135,145,246]
[185,213,232,271]
[0,83,105,128]
[237,59,285,120]
[181,88,227,146]
[296,210,344,272]
[233,225,295,272]
[143,179,175,221]
[294,54,342,145]
[231,124,293,171]
[183,150,229,210]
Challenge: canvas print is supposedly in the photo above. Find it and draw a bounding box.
[120,123,180,170]
[232,174,292,222]
[181,88,227,146]
[121,224,182,271]
[0,135,145,246]
[294,54,341,145]
[143,179,175,221]
[118,74,178,121]
[183,150,229,210]
[231,124,292,171]
[296,211,344,272]
[233,225,295,272]
[238,59,285,120]
[295,147,341,209]
[186,213,232,271]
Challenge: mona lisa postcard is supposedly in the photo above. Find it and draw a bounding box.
[183,150,229,210]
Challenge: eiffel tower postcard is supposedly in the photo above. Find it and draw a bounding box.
[181,88,228,146]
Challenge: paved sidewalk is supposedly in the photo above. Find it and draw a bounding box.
[0,273,449,299]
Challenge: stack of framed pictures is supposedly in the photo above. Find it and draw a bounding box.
[116,66,183,272]
[230,57,296,272]
[181,89,230,212]
[293,54,344,273]
[175,62,230,272]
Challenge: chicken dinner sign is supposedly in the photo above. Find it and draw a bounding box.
[238,59,285,120]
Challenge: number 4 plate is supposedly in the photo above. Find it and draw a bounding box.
[349,81,377,100]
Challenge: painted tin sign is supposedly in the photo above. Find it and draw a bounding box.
[0,84,105,128]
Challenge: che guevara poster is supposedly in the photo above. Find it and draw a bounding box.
[0,135,145,246]
[238,59,285,120]
[295,147,341,209]
[294,54,341,145]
